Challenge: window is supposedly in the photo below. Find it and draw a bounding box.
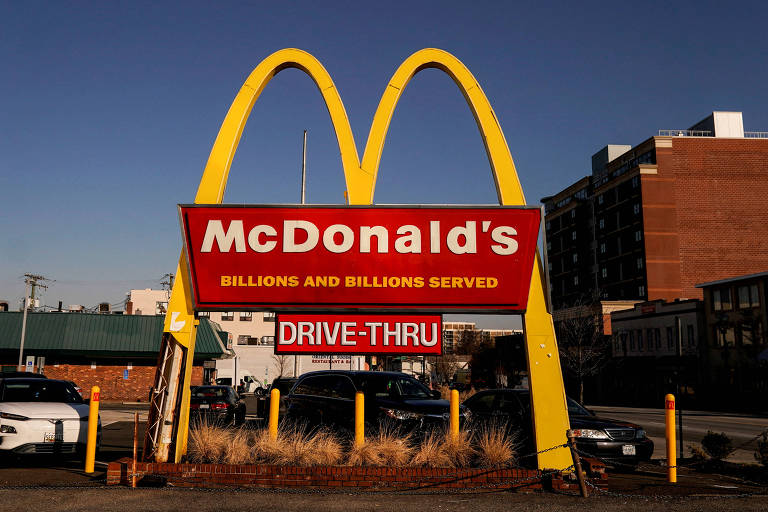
[646,329,654,351]
[750,284,760,307]
[687,325,695,347]
[548,262,552,272]
[237,335,249,345]
[572,253,578,263]
[571,231,577,241]
[713,288,732,311]
[155,301,168,315]
[714,327,735,347]
[546,221,551,231]
[638,330,644,351]
[655,328,661,349]
[639,285,646,296]
[598,194,604,205]
[547,241,552,251]
[629,330,636,350]
[632,176,639,188]
[239,311,252,322]
[263,312,276,322]
[667,327,674,349]
[599,218,605,229]
[634,230,642,242]
[600,243,606,254]
[261,335,275,345]
[197,311,210,318]
[633,203,640,215]
[573,275,579,286]
[221,312,234,321]
[571,209,576,219]
[637,257,643,270]
[601,268,607,278]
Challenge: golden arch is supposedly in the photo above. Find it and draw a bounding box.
[152,48,571,471]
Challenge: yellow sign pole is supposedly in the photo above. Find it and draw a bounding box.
[449,389,460,441]
[666,393,677,483]
[84,385,100,473]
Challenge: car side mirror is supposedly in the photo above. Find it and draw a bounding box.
[431,390,441,399]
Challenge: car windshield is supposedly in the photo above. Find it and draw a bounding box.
[0,380,82,403]
[567,397,591,416]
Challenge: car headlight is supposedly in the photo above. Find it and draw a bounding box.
[572,429,610,440]
[0,425,17,434]
[0,412,28,421]
[636,429,646,439]
[383,408,422,420]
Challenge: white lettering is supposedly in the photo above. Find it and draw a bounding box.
[364,322,382,345]
[341,322,356,345]
[394,225,421,254]
[491,226,518,255]
[420,323,439,347]
[201,220,246,253]
[446,221,477,254]
[283,220,319,253]
[297,322,314,346]
[360,226,388,253]
[278,322,296,344]
[323,224,355,253]
[322,322,340,345]
[402,323,419,346]
[247,225,277,252]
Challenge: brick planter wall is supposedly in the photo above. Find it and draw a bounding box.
[107,458,607,492]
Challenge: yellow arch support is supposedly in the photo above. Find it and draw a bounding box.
[157,48,571,470]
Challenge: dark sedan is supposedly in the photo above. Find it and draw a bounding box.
[285,371,469,434]
[462,389,653,468]
[189,385,246,427]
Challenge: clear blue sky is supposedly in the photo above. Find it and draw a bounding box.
[1,1,766,323]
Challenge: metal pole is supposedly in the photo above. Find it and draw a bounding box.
[300,129,307,205]
[566,429,589,498]
[17,278,30,371]
[665,393,676,483]
[132,411,138,488]
[294,130,307,380]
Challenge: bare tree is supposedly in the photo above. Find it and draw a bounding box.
[272,354,290,378]
[430,354,460,386]
[555,302,610,404]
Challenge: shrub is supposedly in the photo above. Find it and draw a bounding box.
[475,424,517,468]
[371,427,414,467]
[444,429,475,468]
[223,428,253,464]
[688,443,707,462]
[701,431,733,460]
[188,419,230,463]
[411,432,452,467]
[754,432,768,467]
[347,441,384,466]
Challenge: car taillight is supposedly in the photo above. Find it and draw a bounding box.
[190,403,200,410]
[211,403,228,410]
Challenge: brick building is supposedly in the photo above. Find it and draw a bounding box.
[542,111,768,309]
[0,312,229,401]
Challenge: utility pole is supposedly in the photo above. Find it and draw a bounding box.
[18,273,50,371]
[160,273,175,299]
[295,130,307,379]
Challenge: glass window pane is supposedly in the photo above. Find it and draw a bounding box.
[738,286,750,309]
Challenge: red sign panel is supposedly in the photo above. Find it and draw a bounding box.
[179,205,540,312]
[275,314,442,355]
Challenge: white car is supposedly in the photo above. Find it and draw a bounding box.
[0,378,101,457]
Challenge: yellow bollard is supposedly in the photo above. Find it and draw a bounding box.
[268,388,280,441]
[85,385,100,473]
[665,393,676,483]
[450,389,459,441]
[355,391,364,447]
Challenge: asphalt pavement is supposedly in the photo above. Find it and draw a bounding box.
[588,405,768,463]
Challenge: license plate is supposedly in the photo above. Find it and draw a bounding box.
[622,444,636,456]
[199,404,209,409]
[44,432,64,443]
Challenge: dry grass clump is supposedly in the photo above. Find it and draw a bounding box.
[223,428,253,464]
[370,427,414,467]
[188,419,230,463]
[411,431,452,467]
[347,441,385,466]
[306,429,344,466]
[444,429,476,468]
[475,424,517,468]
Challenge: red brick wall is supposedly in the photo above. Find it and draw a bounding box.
[40,363,203,402]
[661,138,768,299]
[643,137,768,301]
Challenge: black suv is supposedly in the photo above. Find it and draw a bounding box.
[285,371,468,434]
[462,389,653,468]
